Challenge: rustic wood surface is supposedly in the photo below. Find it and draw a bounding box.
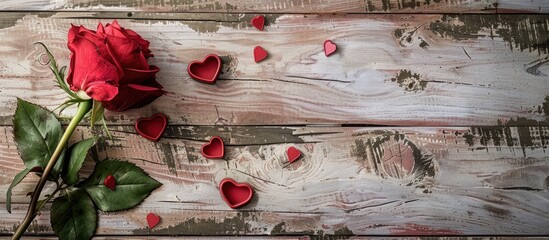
[0,238,542,240]
[2,125,549,236]
[0,12,548,126]
[0,238,303,240]
[5,0,549,13]
[0,0,548,238]
[497,0,549,13]
[1,0,500,13]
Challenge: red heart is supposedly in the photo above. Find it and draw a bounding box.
[324,40,337,57]
[287,147,301,163]
[104,175,116,191]
[147,213,160,229]
[254,46,268,63]
[219,178,253,208]
[201,136,225,159]
[188,54,222,84]
[135,113,168,141]
[251,15,265,31]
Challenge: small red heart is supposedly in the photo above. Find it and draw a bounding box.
[219,178,253,209]
[287,147,301,163]
[104,175,116,191]
[147,213,160,229]
[201,136,225,159]
[188,54,222,84]
[135,113,168,141]
[253,46,268,63]
[324,40,337,57]
[251,15,265,31]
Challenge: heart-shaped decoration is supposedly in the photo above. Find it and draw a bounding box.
[201,136,225,159]
[135,113,168,141]
[324,40,337,57]
[104,175,116,191]
[219,178,254,208]
[254,46,268,63]
[251,15,265,31]
[287,147,301,163]
[147,213,160,229]
[188,54,222,84]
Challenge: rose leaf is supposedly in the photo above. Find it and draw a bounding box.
[79,159,161,211]
[51,188,97,240]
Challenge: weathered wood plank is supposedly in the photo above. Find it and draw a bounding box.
[497,0,549,13]
[1,125,548,235]
[0,0,497,13]
[0,235,548,240]
[0,12,548,126]
[5,0,548,14]
[0,238,306,240]
[2,238,545,240]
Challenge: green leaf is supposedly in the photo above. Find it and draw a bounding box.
[59,66,67,80]
[6,168,32,213]
[13,98,63,169]
[56,98,87,115]
[51,188,97,240]
[35,42,79,100]
[102,117,113,140]
[63,138,96,185]
[90,100,104,127]
[79,160,162,212]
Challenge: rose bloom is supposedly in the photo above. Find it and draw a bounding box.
[67,20,164,111]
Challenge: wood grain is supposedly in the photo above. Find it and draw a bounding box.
[1,125,548,235]
[497,0,549,13]
[0,12,548,126]
[1,2,549,237]
[0,238,303,240]
[0,0,498,13]
[29,237,536,240]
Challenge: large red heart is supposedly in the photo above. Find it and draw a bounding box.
[147,213,160,229]
[287,146,301,163]
[251,15,265,31]
[135,113,168,141]
[201,136,224,159]
[324,40,337,57]
[219,178,253,209]
[188,54,222,84]
[254,46,268,63]
[104,175,116,191]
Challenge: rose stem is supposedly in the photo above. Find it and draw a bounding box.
[12,100,92,240]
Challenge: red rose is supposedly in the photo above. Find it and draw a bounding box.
[67,20,164,111]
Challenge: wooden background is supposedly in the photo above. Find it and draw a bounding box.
[1,0,549,238]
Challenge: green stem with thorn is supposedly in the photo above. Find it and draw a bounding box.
[11,100,92,240]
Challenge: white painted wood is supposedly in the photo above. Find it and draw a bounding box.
[0,13,547,126]
[498,0,549,13]
[1,125,548,235]
[0,0,497,13]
